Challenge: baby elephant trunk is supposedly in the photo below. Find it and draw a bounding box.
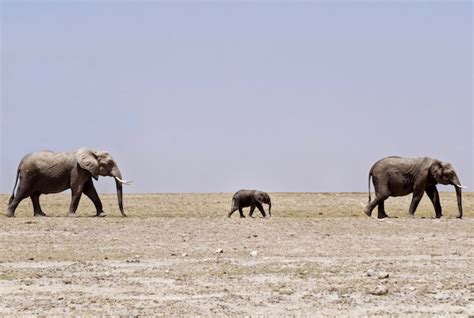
[268,200,272,217]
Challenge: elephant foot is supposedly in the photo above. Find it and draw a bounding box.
[456,215,462,219]
[363,207,372,217]
[5,211,15,218]
[377,212,389,219]
[34,211,48,217]
[239,216,245,219]
[95,211,106,217]
[408,213,415,218]
[67,212,78,217]
[121,213,127,217]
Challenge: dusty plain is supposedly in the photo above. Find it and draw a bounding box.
[0,192,473,316]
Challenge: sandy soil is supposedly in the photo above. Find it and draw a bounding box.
[0,192,472,316]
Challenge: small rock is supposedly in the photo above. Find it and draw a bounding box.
[378,272,389,279]
[63,280,72,285]
[250,250,258,257]
[28,257,34,261]
[134,254,140,258]
[370,285,388,295]
[126,259,140,263]
[366,269,375,277]
[253,234,258,237]
[215,249,223,254]
[104,256,108,260]
[181,253,188,257]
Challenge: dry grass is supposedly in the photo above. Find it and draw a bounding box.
[1,192,472,219]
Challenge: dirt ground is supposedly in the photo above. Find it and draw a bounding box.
[0,192,472,316]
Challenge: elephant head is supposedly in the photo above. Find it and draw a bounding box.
[76,148,132,216]
[429,160,465,218]
[255,191,272,217]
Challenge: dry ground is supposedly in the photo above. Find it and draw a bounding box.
[0,192,473,316]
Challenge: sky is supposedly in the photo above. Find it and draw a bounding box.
[1,1,472,194]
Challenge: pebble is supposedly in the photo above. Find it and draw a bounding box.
[366,269,375,277]
[215,249,223,254]
[370,285,388,296]
[378,272,389,279]
[250,250,258,257]
[182,253,188,257]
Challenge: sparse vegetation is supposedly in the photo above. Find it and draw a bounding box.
[0,193,472,315]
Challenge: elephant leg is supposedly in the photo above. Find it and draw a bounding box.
[408,189,424,217]
[228,207,238,218]
[364,193,388,217]
[68,185,84,217]
[238,207,245,218]
[249,204,256,218]
[83,179,104,216]
[255,202,266,218]
[6,178,32,217]
[364,182,390,217]
[377,200,389,219]
[30,194,47,217]
[425,186,442,218]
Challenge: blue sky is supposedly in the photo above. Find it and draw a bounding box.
[1,1,472,193]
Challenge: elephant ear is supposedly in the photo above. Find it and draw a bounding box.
[75,149,99,179]
[429,160,443,182]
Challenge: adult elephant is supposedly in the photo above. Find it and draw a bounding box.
[228,189,272,218]
[363,156,465,219]
[6,148,132,217]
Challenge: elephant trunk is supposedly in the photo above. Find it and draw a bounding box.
[268,200,272,217]
[111,167,127,217]
[452,175,463,219]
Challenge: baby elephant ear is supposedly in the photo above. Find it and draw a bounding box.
[254,191,265,203]
[75,149,99,178]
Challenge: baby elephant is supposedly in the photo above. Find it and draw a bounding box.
[228,189,272,218]
[364,156,465,219]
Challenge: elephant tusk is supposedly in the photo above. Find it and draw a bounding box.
[454,183,467,189]
[115,177,133,185]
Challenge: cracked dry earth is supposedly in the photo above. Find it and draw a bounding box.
[0,193,473,316]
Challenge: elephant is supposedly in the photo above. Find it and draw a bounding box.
[228,189,272,218]
[6,148,132,217]
[363,156,465,219]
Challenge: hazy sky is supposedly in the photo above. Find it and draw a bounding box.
[1,1,472,193]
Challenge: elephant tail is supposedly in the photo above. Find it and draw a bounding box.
[367,171,373,203]
[8,169,20,205]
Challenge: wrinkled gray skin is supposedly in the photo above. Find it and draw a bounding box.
[364,156,464,219]
[228,189,272,218]
[6,148,129,217]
